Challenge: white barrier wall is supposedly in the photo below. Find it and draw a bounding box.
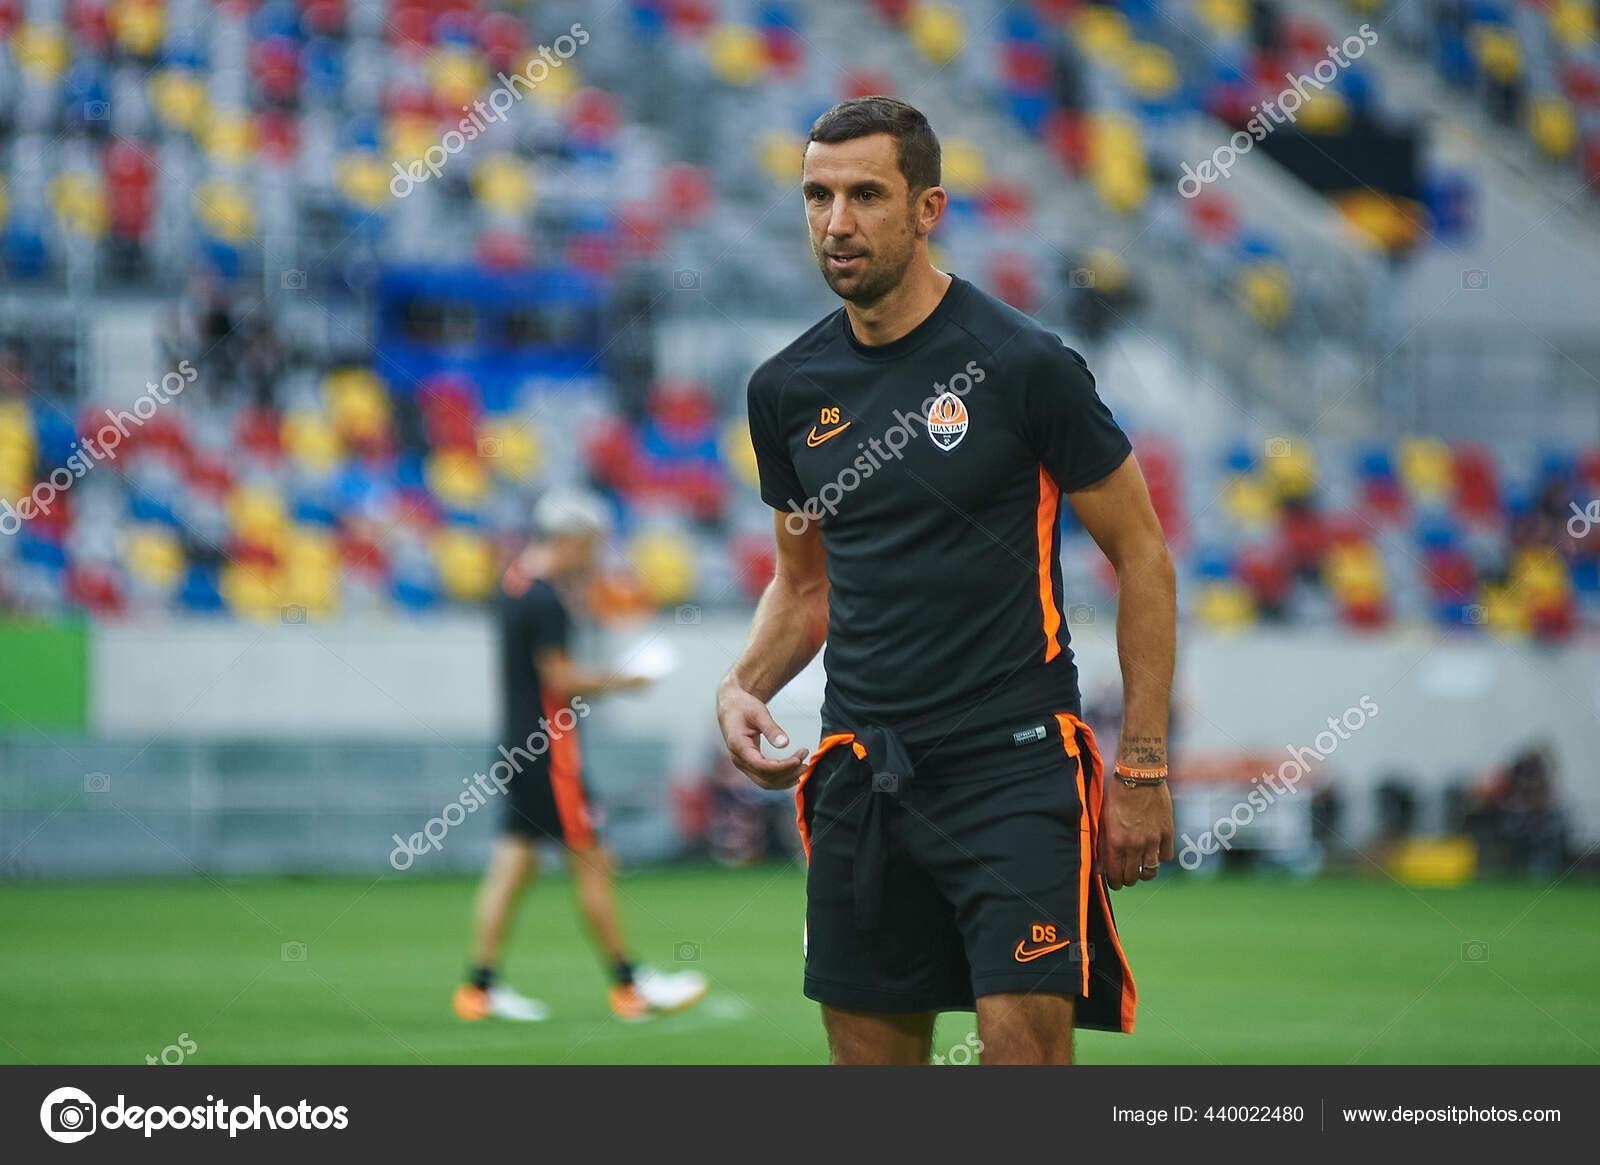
[92,617,1600,846]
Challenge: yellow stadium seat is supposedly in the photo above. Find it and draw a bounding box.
[220,561,285,622]
[756,130,804,187]
[280,411,343,475]
[1195,0,1249,37]
[1549,0,1596,50]
[1529,96,1578,159]
[1123,44,1178,100]
[1081,247,1128,294]
[1261,436,1317,501]
[433,528,497,601]
[720,418,760,490]
[1235,261,1293,328]
[150,69,207,134]
[1297,90,1350,135]
[472,154,535,216]
[1220,473,1277,528]
[225,485,291,546]
[1196,581,1256,630]
[476,420,541,482]
[193,180,255,242]
[1093,155,1149,216]
[1473,26,1521,84]
[326,369,392,444]
[705,23,765,86]
[1511,546,1572,607]
[285,528,341,617]
[909,2,965,66]
[1334,190,1424,253]
[385,115,437,170]
[12,23,70,81]
[1397,436,1453,503]
[527,56,579,106]
[940,139,987,194]
[426,449,490,508]
[50,173,107,239]
[428,48,487,110]
[1089,115,1148,216]
[1480,582,1531,639]
[1324,542,1386,604]
[1071,6,1132,64]
[125,528,186,588]
[335,154,392,211]
[205,112,256,166]
[628,529,696,606]
[110,0,165,58]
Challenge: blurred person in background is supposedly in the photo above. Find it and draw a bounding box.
[1464,744,1571,877]
[453,488,708,1023]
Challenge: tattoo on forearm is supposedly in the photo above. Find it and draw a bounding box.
[1120,736,1166,765]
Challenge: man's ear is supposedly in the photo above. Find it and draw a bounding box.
[915,185,947,238]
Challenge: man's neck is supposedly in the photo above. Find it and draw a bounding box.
[843,265,952,347]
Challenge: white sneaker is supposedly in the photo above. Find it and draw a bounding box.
[633,967,708,1016]
[487,984,550,1022]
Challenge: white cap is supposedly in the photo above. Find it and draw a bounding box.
[533,487,612,539]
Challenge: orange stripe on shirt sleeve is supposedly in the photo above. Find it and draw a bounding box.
[1037,467,1062,662]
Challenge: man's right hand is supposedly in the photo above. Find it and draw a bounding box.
[717,679,810,790]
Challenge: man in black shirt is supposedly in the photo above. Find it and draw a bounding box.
[454,489,707,1023]
[716,98,1176,1064]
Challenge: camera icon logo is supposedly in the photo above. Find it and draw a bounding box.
[281,604,307,625]
[673,269,701,290]
[1461,940,1489,963]
[1461,269,1489,291]
[1067,603,1095,625]
[871,772,899,794]
[281,941,308,962]
[675,604,702,625]
[1265,436,1292,458]
[84,771,111,794]
[674,940,701,962]
[1068,268,1096,289]
[477,436,504,458]
[84,101,110,121]
[40,1086,97,1143]
[281,269,307,290]
[1463,603,1486,626]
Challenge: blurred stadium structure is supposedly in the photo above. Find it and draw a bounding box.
[1,0,1598,880]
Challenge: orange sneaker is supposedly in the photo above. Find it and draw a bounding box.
[452,984,490,1021]
[608,983,649,1021]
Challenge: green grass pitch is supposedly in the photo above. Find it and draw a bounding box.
[1,868,1596,1064]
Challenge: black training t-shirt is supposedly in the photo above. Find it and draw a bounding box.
[746,275,1132,751]
[498,574,573,758]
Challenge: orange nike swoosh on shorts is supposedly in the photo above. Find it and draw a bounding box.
[806,422,852,447]
[1013,938,1071,963]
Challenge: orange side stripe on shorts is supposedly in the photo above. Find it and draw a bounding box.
[793,733,860,862]
[542,694,593,850]
[1061,711,1137,1033]
[1037,468,1062,662]
[1055,712,1092,998]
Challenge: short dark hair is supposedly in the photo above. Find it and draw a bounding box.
[807,96,941,195]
